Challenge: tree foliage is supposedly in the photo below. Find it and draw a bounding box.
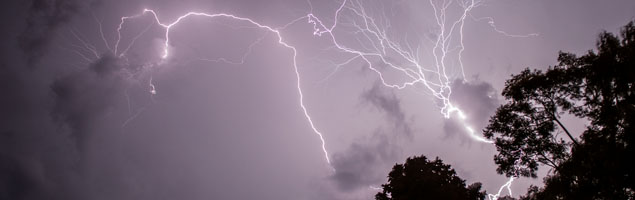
[484,21,635,199]
[375,155,486,200]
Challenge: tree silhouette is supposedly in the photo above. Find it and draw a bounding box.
[375,155,486,200]
[484,21,634,199]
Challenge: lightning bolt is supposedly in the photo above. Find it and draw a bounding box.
[113,8,333,164]
[304,0,494,143]
[304,2,517,197]
[488,177,515,200]
[101,0,536,196]
[472,16,540,38]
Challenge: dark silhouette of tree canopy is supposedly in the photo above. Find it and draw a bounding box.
[484,21,635,199]
[375,155,486,200]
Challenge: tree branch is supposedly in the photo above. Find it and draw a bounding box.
[550,113,579,146]
[539,98,580,146]
[538,151,558,169]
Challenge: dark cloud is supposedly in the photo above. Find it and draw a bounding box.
[0,47,139,199]
[18,0,90,66]
[0,59,82,200]
[360,83,413,137]
[51,53,130,151]
[329,83,410,191]
[443,79,499,141]
[330,131,398,191]
[0,130,80,200]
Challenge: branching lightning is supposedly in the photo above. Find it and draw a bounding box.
[304,0,496,145]
[82,0,536,198]
[488,176,516,200]
[113,8,333,164]
[304,2,515,198]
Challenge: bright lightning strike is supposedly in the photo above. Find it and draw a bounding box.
[305,0,518,197]
[488,177,516,200]
[116,7,332,164]
[107,0,536,196]
[305,0,499,146]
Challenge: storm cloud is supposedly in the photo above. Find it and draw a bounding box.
[18,0,92,66]
[330,83,410,192]
[1,0,634,199]
[443,79,500,142]
[0,47,141,199]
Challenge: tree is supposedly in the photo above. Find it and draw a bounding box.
[375,155,486,200]
[484,21,635,199]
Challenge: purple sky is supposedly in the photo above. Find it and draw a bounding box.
[1,0,634,199]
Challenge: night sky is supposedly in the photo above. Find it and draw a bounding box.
[1,0,634,199]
